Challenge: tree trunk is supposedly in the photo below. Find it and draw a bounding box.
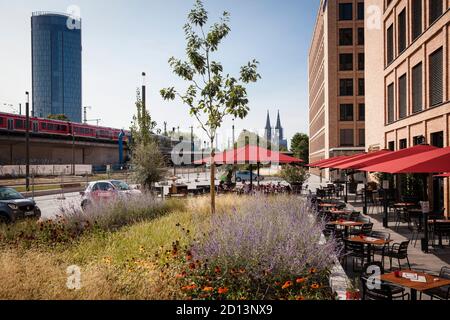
[210,140,216,215]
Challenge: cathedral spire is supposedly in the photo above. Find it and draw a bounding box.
[276,110,282,129]
[265,110,272,142]
[265,110,271,129]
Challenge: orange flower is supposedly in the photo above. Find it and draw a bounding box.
[311,283,320,290]
[309,268,317,274]
[176,272,187,279]
[202,287,214,292]
[189,263,196,270]
[218,287,229,295]
[181,284,197,291]
[296,296,305,301]
[274,281,281,287]
[296,278,306,284]
[282,281,293,290]
[186,254,193,261]
[239,268,246,274]
[214,266,222,274]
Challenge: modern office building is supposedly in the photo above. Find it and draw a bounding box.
[309,0,366,176]
[31,12,82,122]
[365,0,449,213]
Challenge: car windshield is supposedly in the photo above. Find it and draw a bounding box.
[0,187,24,200]
[110,181,130,191]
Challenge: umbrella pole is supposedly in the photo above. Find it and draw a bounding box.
[250,164,253,191]
[257,163,260,187]
[345,170,348,203]
[364,172,368,215]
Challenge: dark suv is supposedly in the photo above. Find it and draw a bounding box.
[0,187,41,223]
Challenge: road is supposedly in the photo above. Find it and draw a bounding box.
[33,192,81,220]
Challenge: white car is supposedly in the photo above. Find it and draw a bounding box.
[80,180,141,210]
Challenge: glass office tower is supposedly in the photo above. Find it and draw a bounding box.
[31,12,82,122]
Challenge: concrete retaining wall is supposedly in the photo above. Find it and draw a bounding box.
[0,164,92,177]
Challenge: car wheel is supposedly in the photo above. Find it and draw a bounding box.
[0,214,11,225]
[236,177,242,183]
[81,200,90,211]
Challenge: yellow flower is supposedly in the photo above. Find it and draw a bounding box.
[311,283,320,290]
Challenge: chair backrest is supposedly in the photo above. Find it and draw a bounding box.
[371,231,391,241]
[363,262,385,276]
[345,240,365,254]
[397,241,410,256]
[434,222,450,234]
[439,267,450,280]
[361,223,374,235]
[350,212,360,221]
[360,277,393,301]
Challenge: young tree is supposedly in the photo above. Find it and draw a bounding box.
[161,0,260,214]
[291,133,309,163]
[131,90,166,190]
[48,114,70,121]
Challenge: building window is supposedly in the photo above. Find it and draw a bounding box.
[413,135,425,145]
[431,131,444,148]
[388,141,395,151]
[339,28,353,46]
[340,79,354,96]
[429,47,443,107]
[387,83,394,124]
[339,53,353,71]
[412,0,422,40]
[386,25,394,64]
[359,129,365,146]
[398,74,407,119]
[340,129,354,147]
[398,9,406,53]
[357,2,364,20]
[399,139,408,150]
[358,78,365,96]
[358,103,365,121]
[412,62,423,113]
[340,104,354,121]
[429,0,443,25]
[339,3,353,20]
[358,28,365,45]
[358,53,365,70]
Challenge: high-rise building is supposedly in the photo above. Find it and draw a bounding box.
[309,0,366,175]
[365,0,449,214]
[31,12,82,122]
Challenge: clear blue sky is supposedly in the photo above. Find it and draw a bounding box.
[0,0,320,148]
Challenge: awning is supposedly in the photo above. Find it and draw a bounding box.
[333,145,438,170]
[359,146,450,174]
[194,145,304,165]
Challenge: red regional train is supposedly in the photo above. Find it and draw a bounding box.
[0,112,130,143]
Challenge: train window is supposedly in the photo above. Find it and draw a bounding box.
[15,119,24,129]
[0,117,3,125]
[41,123,47,129]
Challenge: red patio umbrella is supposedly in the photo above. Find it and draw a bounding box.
[332,150,392,170]
[307,156,349,168]
[333,145,438,170]
[318,153,367,169]
[194,145,304,165]
[360,147,450,174]
[434,173,450,178]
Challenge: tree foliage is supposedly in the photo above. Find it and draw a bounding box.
[280,165,310,186]
[160,0,261,213]
[130,89,166,189]
[290,133,309,163]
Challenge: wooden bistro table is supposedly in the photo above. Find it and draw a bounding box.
[319,203,340,210]
[328,220,364,238]
[381,270,450,301]
[346,235,392,264]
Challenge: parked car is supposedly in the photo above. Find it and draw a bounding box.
[80,180,141,211]
[235,171,264,183]
[0,186,41,223]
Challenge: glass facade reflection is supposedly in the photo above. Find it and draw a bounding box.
[32,13,82,122]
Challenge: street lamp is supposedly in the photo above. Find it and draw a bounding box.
[25,92,30,192]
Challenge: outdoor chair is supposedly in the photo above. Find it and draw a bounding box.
[432,222,450,248]
[410,218,423,248]
[384,241,411,271]
[370,231,391,267]
[422,267,450,300]
[349,223,373,236]
[361,263,409,301]
[348,211,360,222]
[324,224,337,238]
[394,208,412,230]
[343,240,368,272]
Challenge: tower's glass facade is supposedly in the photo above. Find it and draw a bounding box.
[32,13,82,122]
